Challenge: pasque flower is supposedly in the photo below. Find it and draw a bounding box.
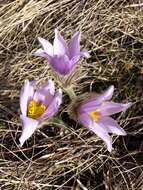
[19,79,62,146]
[77,86,131,152]
[35,29,90,75]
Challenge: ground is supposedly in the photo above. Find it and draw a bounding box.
[0,0,143,189]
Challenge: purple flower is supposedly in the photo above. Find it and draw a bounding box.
[35,29,90,75]
[19,79,62,146]
[77,86,132,152]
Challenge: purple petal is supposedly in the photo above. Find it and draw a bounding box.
[80,51,90,58]
[19,115,39,146]
[39,89,62,121]
[34,48,47,57]
[78,112,93,127]
[98,117,126,135]
[49,55,73,75]
[20,80,35,116]
[78,86,114,113]
[69,55,80,67]
[79,113,112,152]
[97,85,114,102]
[39,79,55,94]
[92,122,112,152]
[53,29,67,56]
[68,32,80,59]
[100,102,132,116]
[33,80,55,106]
[79,101,100,114]
[38,37,53,56]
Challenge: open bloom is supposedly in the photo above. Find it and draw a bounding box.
[35,29,90,75]
[77,86,132,152]
[19,79,62,146]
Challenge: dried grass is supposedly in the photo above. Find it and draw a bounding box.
[0,0,143,189]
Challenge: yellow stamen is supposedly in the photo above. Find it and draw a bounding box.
[89,109,101,122]
[27,100,47,119]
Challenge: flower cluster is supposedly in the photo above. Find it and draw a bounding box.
[18,29,131,152]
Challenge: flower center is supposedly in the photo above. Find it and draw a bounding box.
[89,109,101,122]
[27,100,47,119]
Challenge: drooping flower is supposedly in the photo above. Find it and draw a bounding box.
[19,79,62,146]
[76,86,132,152]
[35,29,90,75]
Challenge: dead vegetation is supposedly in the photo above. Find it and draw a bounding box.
[0,0,143,189]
